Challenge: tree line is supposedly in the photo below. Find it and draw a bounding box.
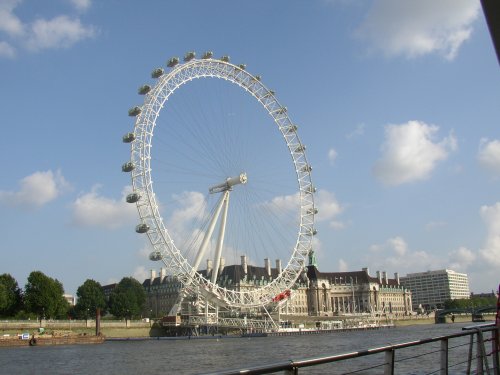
[0,271,146,320]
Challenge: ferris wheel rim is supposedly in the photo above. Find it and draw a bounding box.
[125,55,315,308]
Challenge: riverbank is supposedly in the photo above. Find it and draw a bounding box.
[1,315,492,343]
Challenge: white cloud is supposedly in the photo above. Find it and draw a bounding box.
[338,259,349,272]
[365,236,440,274]
[0,169,70,208]
[328,148,338,165]
[355,0,480,60]
[261,192,300,214]
[69,0,92,12]
[387,236,407,256]
[479,202,500,267]
[346,123,365,139]
[71,185,137,229]
[0,0,24,36]
[425,220,447,231]
[132,265,149,282]
[315,189,343,224]
[166,191,207,238]
[373,121,457,185]
[448,246,476,271]
[26,15,96,51]
[0,41,15,58]
[0,1,96,58]
[478,138,500,177]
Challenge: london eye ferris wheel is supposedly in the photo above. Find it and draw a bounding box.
[122,51,316,310]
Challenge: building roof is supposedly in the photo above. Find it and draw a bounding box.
[306,265,400,287]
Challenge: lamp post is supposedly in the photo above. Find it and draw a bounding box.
[350,277,356,314]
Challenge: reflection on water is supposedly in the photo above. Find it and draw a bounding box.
[0,323,485,375]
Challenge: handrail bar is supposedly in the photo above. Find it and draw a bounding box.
[201,325,500,375]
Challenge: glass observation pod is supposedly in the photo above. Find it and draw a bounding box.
[184,51,196,62]
[307,207,318,215]
[254,75,261,81]
[305,184,316,193]
[149,251,162,261]
[202,51,213,59]
[151,68,164,78]
[238,64,246,70]
[121,162,134,172]
[276,107,287,115]
[122,132,135,143]
[126,192,141,203]
[128,106,141,116]
[285,124,298,134]
[301,164,312,173]
[135,223,150,233]
[167,57,179,68]
[306,228,318,236]
[294,144,306,153]
[138,85,151,95]
[262,90,275,99]
[220,55,230,62]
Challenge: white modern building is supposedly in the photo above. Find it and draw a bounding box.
[400,269,470,310]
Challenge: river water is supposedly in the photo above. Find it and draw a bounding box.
[0,322,490,374]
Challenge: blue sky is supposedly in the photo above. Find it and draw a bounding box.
[0,0,499,296]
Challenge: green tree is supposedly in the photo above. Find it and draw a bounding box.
[108,277,146,319]
[75,279,106,319]
[24,271,69,319]
[0,274,23,317]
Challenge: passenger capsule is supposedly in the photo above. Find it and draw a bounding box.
[254,75,262,81]
[276,107,287,115]
[122,132,135,143]
[138,85,151,95]
[126,192,141,203]
[301,164,312,173]
[135,223,150,233]
[307,207,318,215]
[121,162,134,172]
[184,51,196,62]
[202,51,213,59]
[149,251,162,261]
[128,106,141,116]
[285,125,298,134]
[294,144,306,153]
[305,185,316,193]
[238,64,246,70]
[167,57,180,67]
[151,68,164,78]
[220,55,230,62]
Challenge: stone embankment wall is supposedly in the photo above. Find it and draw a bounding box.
[0,320,158,338]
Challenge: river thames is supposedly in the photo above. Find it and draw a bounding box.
[0,322,488,374]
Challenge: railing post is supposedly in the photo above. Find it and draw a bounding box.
[440,338,448,375]
[492,328,499,375]
[477,330,485,375]
[384,349,395,375]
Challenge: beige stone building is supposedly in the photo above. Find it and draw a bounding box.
[141,251,412,317]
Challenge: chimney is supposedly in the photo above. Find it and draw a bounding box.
[207,259,213,276]
[150,269,156,283]
[265,258,271,276]
[394,272,400,285]
[160,267,167,282]
[383,271,388,284]
[376,271,382,284]
[219,257,225,274]
[241,255,247,274]
[362,267,369,275]
[276,259,282,274]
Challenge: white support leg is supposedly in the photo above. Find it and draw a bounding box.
[191,193,227,273]
[212,191,230,284]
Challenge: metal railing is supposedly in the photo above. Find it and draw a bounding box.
[202,324,500,375]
